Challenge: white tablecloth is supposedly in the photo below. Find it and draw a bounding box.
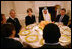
[17,23,71,48]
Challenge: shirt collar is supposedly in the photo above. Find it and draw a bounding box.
[45,42,60,45]
[10,16,15,20]
[61,15,65,17]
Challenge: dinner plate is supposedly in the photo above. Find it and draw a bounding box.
[63,31,71,35]
[25,35,38,43]
[59,35,71,43]
[26,25,33,29]
[60,26,71,35]
[32,26,43,35]
[19,30,31,36]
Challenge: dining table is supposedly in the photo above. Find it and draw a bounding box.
[14,22,71,48]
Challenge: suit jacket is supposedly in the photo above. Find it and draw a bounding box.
[7,17,21,37]
[25,15,36,26]
[55,14,69,25]
[39,44,64,48]
[1,38,23,48]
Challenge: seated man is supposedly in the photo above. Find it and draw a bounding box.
[1,24,23,48]
[39,23,64,48]
[1,14,6,25]
[7,9,22,37]
[55,8,69,25]
[39,7,51,23]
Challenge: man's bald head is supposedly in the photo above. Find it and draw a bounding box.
[10,9,16,18]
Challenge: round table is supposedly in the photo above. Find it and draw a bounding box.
[18,23,71,48]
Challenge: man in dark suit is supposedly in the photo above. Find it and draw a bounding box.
[1,24,23,48]
[55,8,69,25]
[39,23,64,48]
[7,9,22,37]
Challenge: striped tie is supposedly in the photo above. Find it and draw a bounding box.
[59,16,64,22]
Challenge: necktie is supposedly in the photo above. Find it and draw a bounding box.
[59,16,64,22]
[14,18,16,22]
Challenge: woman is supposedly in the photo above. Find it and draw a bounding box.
[25,8,36,26]
[1,14,6,24]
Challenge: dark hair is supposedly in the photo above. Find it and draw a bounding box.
[43,23,61,43]
[27,8,33,13]
[1,14,5,21]
[1,24,15,37]
[61,8,66,12]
